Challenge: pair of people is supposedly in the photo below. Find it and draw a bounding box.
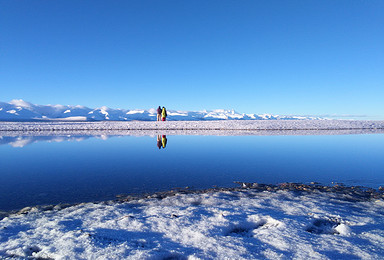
[157,106,167,121]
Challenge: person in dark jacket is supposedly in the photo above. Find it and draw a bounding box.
[157,106,162,121]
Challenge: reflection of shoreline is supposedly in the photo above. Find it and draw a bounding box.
[1,127,384,147]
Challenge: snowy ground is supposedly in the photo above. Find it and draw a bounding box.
[1,189,384,259]
[1,120,384,137]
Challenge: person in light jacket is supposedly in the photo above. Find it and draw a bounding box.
[161,107,167,121]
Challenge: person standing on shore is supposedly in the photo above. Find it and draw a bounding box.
[161,107,167,121]
[157,106,162,121]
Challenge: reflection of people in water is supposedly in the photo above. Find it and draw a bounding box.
[162,135,167,148]
[157,135,162,149]
[157,135,167,149]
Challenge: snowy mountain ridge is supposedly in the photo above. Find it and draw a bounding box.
[0,100,322,121]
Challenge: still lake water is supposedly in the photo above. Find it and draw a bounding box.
[1,134,384,211]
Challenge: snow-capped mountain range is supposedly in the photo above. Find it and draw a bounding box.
[0,100,321,121]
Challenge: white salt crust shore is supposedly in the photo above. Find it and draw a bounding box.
[1,190,384,259]
[0,120,384,137]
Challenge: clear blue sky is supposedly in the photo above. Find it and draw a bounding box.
[1,0,383,118]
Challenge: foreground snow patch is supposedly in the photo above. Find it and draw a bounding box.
[1,191,384,259]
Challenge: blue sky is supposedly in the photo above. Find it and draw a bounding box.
[1,0,383,118]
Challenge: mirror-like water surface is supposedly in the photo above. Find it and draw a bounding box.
[1,134,383,211]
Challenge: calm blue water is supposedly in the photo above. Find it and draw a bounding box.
[0,134,384,211]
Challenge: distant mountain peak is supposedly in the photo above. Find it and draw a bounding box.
[9,99,33,108]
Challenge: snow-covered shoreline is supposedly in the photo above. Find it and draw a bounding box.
[1,186,384,259]
[1,120,384,137]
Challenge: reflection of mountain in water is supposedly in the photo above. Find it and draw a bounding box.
[0,136,93,148]
[1,135,167,148]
